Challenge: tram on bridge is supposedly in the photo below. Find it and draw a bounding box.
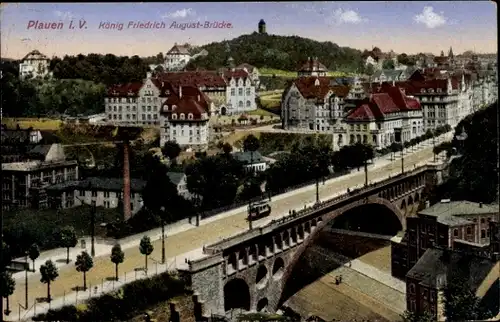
[247,200,271,220]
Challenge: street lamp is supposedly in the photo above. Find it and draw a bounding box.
[401,141,405,174]
[25,251,29,309]
[90,200,96,257]
[159,206,166,264]
[432,130,436,162]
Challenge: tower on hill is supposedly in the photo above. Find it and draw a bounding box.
[258,19,266,34]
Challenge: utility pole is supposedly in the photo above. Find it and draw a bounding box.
[364,158,368,187]
[25,252,29,309]
[90,200,96,258]
[401,143,405,174]
[432,130,436,162]
[160,207,166,264]
[247,200,253,230]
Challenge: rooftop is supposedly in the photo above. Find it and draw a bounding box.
[2,160,77,172]
[406,248,496,289]
[167,172,185,186]
[419,200,498,218]
[46,177,147,192]
[233,151,266,164]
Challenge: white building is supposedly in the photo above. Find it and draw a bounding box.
[224,69,257,114]
[165,43,191,71]
[19,50,51,79]
[159,85,211,149]
[232,151,268,172]
[105,72,168,126]
[345,86,423,149]
[167,172,193,200]
[236,63,261,89]
[46,177,145,215]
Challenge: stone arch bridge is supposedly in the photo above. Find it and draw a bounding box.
[179,164,447,317]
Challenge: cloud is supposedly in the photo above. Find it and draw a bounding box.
[331,8,367,25]
[54,10,74,20]
[414,6,447,28]
[162,8,195,19]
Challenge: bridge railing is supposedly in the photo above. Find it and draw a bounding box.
[205,164,435,252]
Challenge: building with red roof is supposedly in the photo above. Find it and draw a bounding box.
[345,84,423,149]
[165,43,192,71]
[297,57,328,77]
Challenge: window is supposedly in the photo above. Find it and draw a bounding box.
[104,201,110,208]
[231,88,235,96]
[180,113,185,119]
[246,100,251,107]
[188,113,193,120]
[481,218,485,224]
[481,229,486,238]
[246,88,251,96]
[453,229,458,237]
[91,191,97,197]
[147,106,151,112]
[409,283,416,294]
[238,88,243,96]
[79,190,85,197]
[104,191,110,198]
[466,227,472,235]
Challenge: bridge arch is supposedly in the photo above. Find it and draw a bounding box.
[276,196,404,309]
[224,278,250,312]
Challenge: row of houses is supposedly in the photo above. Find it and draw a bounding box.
[391,200,500,320]
[281,59,497,151]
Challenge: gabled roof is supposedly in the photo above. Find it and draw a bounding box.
[223,69,251,82]
[236,63,256,73]
[373,69,403,80]
[22,50,49,61]
[167,44,190,55]
[107,82,143,97]
[233,151,265,164]
[292,77,349,101]
[419,200,498,217]
[298,57,328,72]
[162,85,210,121]
[167,172,185,185]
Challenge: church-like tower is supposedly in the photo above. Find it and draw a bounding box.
[258,19,266,34]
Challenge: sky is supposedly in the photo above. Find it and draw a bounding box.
[1,2,497,59]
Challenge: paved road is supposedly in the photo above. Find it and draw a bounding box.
[5,133,451,321]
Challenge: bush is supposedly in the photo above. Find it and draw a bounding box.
[32,272,189,321]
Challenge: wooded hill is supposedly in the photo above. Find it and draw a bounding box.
[186,32,365,72]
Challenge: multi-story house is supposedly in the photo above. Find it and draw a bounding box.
[165,43,192,71]
[1,143,78,210]
[233,151,268,172]
[158,71,226,114]
[224,69,257,114]
[105,72,166,126]
[46,177,145,215]
[18,50,51,79]
[391,200,499,280]
[236,63,261,89]
[1,127,44,163]
[281,76,350,131]
[297,57,328,77]
[345,85,423,149]
[167,172,193,200]
[159,85,210,149]
[405,247,499,321]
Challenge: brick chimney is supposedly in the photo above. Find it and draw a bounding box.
[122,142,131,221]
[179,86,182,98]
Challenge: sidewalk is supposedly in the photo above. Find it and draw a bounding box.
[12,132,450,279]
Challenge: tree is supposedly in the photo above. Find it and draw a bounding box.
[222,142,233,156]
[383,59,395,70]
[1,271,15,316]
[1,241,12,270]
[397,53,410,66]
[40,260,58,302]
[161,140,181,164]
[365,64,375,78]
[75,251,93,291]
[242,134,261,167]
[28,243,40,272]
[110,244,125,281]
[139,236,154,271]
[401,310,434,322]
[57,226,78,264]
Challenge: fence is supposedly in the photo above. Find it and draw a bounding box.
[14,257,177,321]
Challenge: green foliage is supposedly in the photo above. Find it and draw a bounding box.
[75,251,94,273]
[3,205,120,259]
[401,310,434,322]
[75,251,94,290]
[1,76,106,117]
[243,134,261,153]
[0,271,15,298]
[446,103,498,203]
[110,244,125,280]
[444,266,493,320]
[139,236,154,257]
[185,153,245,209]
[383,59,396,70]
[28,243,40,270]
[1,241,12,269]
[162,140,181,162]
[32,272,189,321]
[40,259,59,301]
[185,33,364,72]
[57,225,78,264]
[257,132,332,155]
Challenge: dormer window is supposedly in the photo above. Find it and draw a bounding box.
[171,113,177,120]
[188,113,194,120]
[180,113,185,119]
[421,88,426,93]
[428,88,434,93]
[437,88,442,93]
[172,105,177,110]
